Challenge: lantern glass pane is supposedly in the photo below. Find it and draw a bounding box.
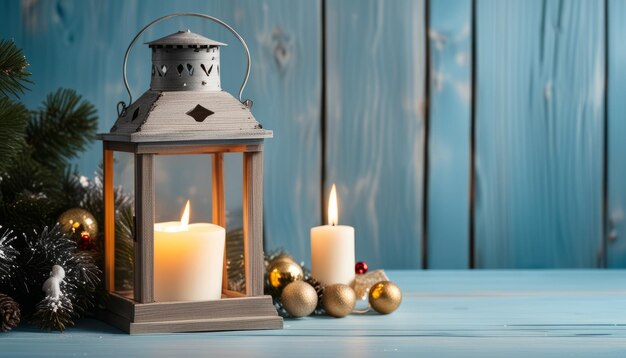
[151,153,245,299]
[153,154,215,302]
[154,155,212,223]
[113,151,135,299]
[224,153,245,294]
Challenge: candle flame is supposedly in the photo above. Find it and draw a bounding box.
[328,184,338,226]
[180,200,190,226]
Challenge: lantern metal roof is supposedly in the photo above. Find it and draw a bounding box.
[146,30,227,47]
[100,90,271,142]
[98,29,272,143]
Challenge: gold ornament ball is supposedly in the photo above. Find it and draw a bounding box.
[267,259,304,289]
[322,284,356,318]
[58,208,98,247]
[281,281,318,317]
[272,254,297,264]
[368,281,402,314]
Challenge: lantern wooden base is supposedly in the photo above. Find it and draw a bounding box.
[99,292,283,334]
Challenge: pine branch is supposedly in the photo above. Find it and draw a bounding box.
[0,227,18,285]
[0,89,100,233]
[114,205,135,290]
[31,295,74,331]
[65,251,100,316]
[0,193,57,236]
[47,166,89,215]
[0,153,56,204]
[26,88,98,170]
[0,40,31,98]
[5,225,100,319]
[0,40,107,330]
[0,97,28,173]
[81,166,134,229]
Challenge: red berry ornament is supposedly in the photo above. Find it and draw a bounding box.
[78,231,95,251]
[355,261,368,275]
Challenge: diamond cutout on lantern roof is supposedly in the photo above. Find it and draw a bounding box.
[186,104,214,122]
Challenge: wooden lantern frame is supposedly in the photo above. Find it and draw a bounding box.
[100,139,282,334]
[97,13,282,334]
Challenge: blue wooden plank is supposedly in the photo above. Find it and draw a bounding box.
[427,0,472,269]
[0,2,22,46]
[607,0,626,267]
[325,0,426,269]
[3,330,626,358]
[228,1,322,259]
[2,0,321,259]
[475,0,605,268]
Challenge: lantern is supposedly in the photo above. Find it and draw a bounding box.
[97,13,282,334]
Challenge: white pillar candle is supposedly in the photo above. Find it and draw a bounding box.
[154,201,225,302]
[311,185,355,285]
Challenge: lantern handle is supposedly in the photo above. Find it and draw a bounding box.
[118,12,252,116]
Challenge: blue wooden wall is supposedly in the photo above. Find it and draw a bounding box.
[1,0,621,269]
[475,0,605,268]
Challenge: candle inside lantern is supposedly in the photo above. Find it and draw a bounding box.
[154,200,225,302]
[311,185,355,285]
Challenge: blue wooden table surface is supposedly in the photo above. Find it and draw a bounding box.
[2,270,626,357]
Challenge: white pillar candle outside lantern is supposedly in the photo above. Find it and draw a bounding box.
[311,185,356,285]
[97,13,282,334]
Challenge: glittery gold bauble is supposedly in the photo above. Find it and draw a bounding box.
[368,281,402,314]
[322,284,356,318]
[267,259,304,290]
[281,281,318,317]
[58,208,98,250]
